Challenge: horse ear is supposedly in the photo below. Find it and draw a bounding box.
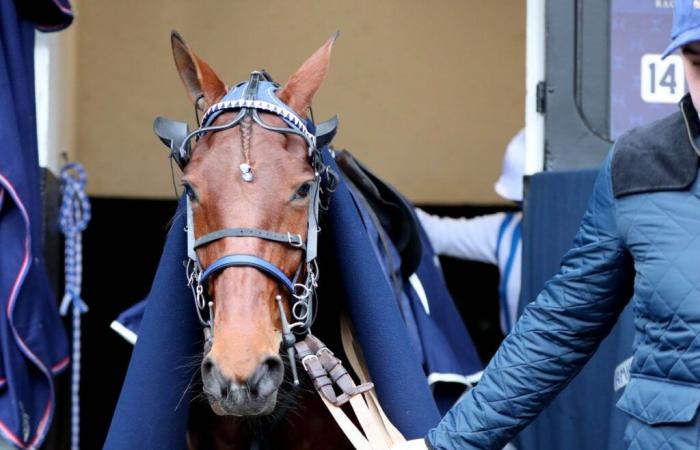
[171,31,227,108]
[278,32,339,117]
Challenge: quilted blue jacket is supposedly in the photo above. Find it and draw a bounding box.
[427,95,700,450]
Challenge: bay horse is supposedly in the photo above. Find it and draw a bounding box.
[157,31,371,449]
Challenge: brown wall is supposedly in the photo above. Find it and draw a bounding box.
[75,1,525,204]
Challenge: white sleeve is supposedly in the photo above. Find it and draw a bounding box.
[415,208,505,265]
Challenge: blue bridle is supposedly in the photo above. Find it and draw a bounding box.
[198,254,296,293]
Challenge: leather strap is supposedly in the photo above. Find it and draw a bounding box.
[198,254,295,293]
[296,339,344,404]
[315,115,339,149]
[194,228,304,250]
[319,396,373,450]
[153,116,190,169]
[340,315,406,445]
[296,331,405,449]
[296,335,373,406]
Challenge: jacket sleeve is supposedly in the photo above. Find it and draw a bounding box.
[415,209,505,264]
[426,153,633,449]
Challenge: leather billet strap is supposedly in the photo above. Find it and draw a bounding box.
[295,334,373,407]
[297,329,406,449]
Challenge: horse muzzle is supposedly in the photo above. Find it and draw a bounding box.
[201,354,284,416]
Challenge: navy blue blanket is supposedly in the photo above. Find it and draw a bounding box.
[0,1,72,448]
[103,199,200,449]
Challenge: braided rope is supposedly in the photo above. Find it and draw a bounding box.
[240,115,253,166]
[59,162,91,450]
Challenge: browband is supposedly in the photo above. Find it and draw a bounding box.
[153,71,339,170]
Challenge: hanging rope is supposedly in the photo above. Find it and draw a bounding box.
[59,162,91,450]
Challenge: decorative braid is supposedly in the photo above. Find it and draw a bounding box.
[240,115,253,166]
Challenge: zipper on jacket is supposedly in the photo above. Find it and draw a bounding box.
[680,101,700,158]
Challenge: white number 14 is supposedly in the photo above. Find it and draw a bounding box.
[641,54,685,104]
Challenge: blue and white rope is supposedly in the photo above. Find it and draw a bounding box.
[59,162,90,450]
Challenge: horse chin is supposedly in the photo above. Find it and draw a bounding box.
[209,391,278,417]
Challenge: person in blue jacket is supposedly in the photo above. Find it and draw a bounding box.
[396,2,700,448]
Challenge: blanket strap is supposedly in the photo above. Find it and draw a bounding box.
[340,314,406,445]
[295,322,406,449]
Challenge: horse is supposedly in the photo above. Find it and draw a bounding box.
[157,31,367,449]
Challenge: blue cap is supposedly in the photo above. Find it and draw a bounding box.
[663,0,700,58]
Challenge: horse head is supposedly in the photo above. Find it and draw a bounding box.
[166,32,337,417]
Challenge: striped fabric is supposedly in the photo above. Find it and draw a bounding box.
[416,210,522,335]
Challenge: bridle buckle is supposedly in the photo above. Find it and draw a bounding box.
[288,232,303,248]
[301,354,319,371]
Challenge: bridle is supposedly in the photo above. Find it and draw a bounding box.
[153,70,339,385]
[154,66,403,448]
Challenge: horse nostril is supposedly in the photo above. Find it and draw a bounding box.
[201,357,229,398]
[201,357,214,378]
[249,356,284,397]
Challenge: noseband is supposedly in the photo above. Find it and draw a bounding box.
[154,71,339,385]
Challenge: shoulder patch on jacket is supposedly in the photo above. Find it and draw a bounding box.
[612,106,699,198]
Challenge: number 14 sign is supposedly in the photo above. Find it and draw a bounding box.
[641,54,686,104]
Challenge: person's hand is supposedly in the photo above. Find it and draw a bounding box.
[392,439,429,450]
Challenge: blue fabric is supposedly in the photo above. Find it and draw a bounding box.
[343,175,482,412]
[344,181,424,362]
[495,213,514,333]
[407,224,483,413]
[15,0,73,32]
[114,301,147,338]
[320,151,443,436]
[623,406,700,449]
[498,216,520,334]
[104,198,200,450]
[516,169,635,450]
[0,2,72,448]
[495,212,514,258]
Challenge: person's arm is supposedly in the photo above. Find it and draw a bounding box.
[415,209,506,264]
[425,153,633,449]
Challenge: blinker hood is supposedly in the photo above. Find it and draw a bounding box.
[153,71,339,170]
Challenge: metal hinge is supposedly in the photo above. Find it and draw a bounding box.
[536,81,546,114]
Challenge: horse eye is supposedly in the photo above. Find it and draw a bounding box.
[293,182,312,201]
[182,183,197,201]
